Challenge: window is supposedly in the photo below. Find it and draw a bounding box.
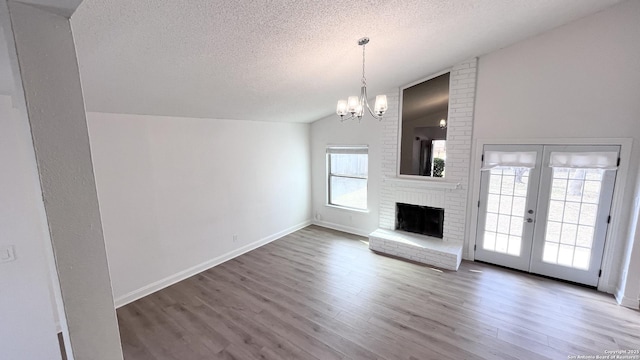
[431,139,446,177]
[327,146,368,210]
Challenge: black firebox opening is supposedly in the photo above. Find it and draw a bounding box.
[395,203,444,238]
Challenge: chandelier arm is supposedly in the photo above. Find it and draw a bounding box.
[361,85,382,119]
[340,111,358,122]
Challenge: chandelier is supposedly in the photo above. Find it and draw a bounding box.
[336,37,388,121]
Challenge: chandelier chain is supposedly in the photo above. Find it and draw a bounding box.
[361,44,367,86]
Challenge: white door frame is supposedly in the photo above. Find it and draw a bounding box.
[466,138,633,293]
[529,145,619,286]
[475,144,544,272]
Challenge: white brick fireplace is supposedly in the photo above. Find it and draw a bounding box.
[368,59,477,270]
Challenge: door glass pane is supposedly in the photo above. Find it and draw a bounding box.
[482,167,530,255]
[541,168,603,270]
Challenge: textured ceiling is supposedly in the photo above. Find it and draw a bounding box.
[0,0,83,95]
[71,0,624,123]
[14,0,83,16]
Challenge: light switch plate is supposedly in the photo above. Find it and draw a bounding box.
[0,245,16,263]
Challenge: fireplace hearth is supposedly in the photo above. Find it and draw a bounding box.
[396,203,444,238]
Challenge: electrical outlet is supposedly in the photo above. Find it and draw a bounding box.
[0,245,16,263]
[233,234,238,242]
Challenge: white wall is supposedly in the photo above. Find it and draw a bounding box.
[0,94,61,358]
[310,112,384,236]
[472,0,640,298]
[87,112,311,305]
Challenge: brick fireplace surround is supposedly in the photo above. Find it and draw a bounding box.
[368,58,477,270]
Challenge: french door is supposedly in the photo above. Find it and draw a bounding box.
[475,144,619,286]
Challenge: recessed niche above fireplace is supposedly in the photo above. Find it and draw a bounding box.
[396,203,444,238]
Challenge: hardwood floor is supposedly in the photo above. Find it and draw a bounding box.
[117,225,640,359]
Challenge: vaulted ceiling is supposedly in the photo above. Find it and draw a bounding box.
[14,0,82,16]
[0,0,83,95]
[70,0,624,123]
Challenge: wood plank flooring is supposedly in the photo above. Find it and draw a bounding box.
[117,225,640,359]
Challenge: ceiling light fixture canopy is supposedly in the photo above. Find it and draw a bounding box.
[336,37,387,122]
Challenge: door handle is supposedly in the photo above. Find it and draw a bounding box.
[525,218,534,223]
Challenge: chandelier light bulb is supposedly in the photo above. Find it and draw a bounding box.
[374,95,388,115]
[336,100,348,116]
[347,96,360,113]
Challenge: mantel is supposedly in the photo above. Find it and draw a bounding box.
[383,177,460,190]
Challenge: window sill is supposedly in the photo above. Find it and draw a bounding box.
[325,204,370,213]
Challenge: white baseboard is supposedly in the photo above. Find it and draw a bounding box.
[114,220,311,308]
[312,220,370,238]
[615,287,640,309]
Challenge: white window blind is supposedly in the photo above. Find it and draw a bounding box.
[549,152,618,170]
[326,146,368,155]
[481,151,537,170]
